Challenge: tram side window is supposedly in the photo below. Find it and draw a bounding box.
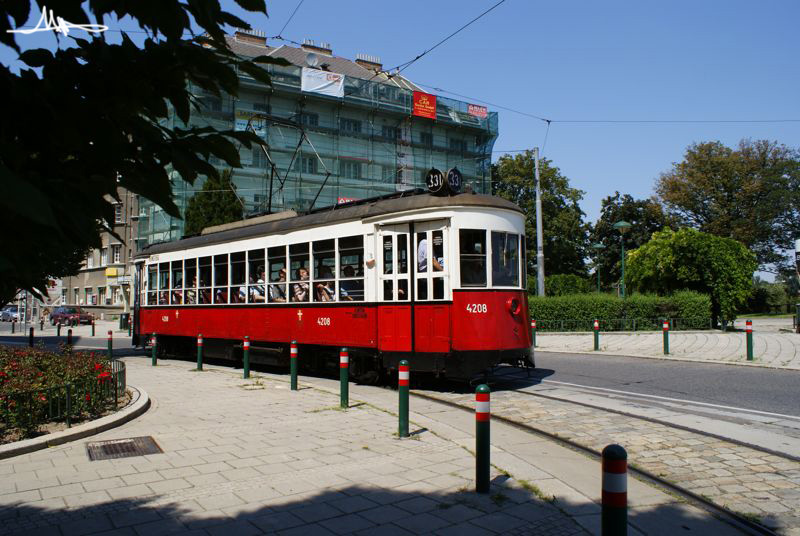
[171,260,183,304]
[339,235,364,301]
[248,249,266,303]
[199,256,212,304]
[459,229,487,287]
[398,234,408,274]
[289,243,310,302]
[313,239,336,302]
[382,236,393,274]
[158,262,169,305]
[213,254,228,304]
[492,231,520,287]
[184,259,197,304]
[230,252,246,303]
[147,265,157,305]
[268,246,287,303]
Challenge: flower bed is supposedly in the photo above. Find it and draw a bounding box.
[0,345,126,443]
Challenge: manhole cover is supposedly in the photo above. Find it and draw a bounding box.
[86,436,163,461]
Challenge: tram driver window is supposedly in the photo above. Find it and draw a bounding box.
[491,231,520,287]
[339,235,364,301]
[268,246,287,303]
[213,254,228,304]
[147,265,157,305]
[171,261,183,304]
[417,233,443,272]
[230,252,246,303]
[248,249,266,303]
[184,259,197,304]
[459,229,487,287]
[313,239,336,302]
[289,243,310,302]
[199,256,212,304]
[158,262,169,305]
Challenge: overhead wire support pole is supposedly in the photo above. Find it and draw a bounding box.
[534,147,545,296]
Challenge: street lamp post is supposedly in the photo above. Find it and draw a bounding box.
[613,221,632,298]
[592,243,605,293]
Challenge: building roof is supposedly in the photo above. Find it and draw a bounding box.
[226,35,423,92]
[139,191,522,257]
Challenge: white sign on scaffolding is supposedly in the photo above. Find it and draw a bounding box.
[301,68,345,98]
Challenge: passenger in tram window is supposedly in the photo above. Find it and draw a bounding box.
[417,236,443,272]
[269,268,287,302]
[247,266,266,302]
[291,267,309,302]
[339,266,363,301]
[158,291,168,305]
[315,267,335,301]
[185,277,197,304]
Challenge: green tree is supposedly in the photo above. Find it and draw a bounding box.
[626,228,757,324]
[0,1,290,305]
[184,169,243,236]
[545,274,591,296]
[492,151,589,278]
[656,139,800,272]
[589,192,673,292]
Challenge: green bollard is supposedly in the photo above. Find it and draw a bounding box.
[339,348,349,408]
[67,328,73,346]
[602,444,628,535]
[91,320,95,337]
[29,327,34,347]
[746,320,753,361]
[398,360,410,438]
[128,321,132,337]
[197,334,203,371]
[56,323,60,337]
[11,321,15,334]
[530,319,537,348]
[290,340,298,390]
[107,330,113,361]
[593,319,600,351]
[150,333,157,366]
[662,320,670,355]
[475,384,491,493]
[243,336,250,379]
[65,383,72,428]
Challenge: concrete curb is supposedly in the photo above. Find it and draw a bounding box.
[0,385,150,460]
[537,348,800,371]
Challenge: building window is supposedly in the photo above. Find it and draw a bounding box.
[98,287,107,305]
[381,125,399,140]
[254,102,268,113]
[114,203,124,223]
[300,112,318,127]
[340,118,362,134]
[294,156,318,174]
[100,248,108,266]
[203,95,222,112]
[340,160,363,180]
[112,245,122,264]
[381,165,399,183]
[61,289,67,305]
[86,251,94,269]
[449,138,467,152]
[252,147,268,168]
[420,132,433,147]
[85,288,94,306]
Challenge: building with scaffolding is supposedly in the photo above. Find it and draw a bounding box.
[137,29,499,246]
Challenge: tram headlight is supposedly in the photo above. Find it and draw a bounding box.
[507,297,521,316]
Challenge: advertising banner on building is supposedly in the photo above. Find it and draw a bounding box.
[301,67,345,98]
[413,91,437,119]
[468,103,488,118]
[234,109,266,136]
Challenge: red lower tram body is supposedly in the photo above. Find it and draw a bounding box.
[136,289,532,380]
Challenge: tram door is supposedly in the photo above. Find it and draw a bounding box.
[377,224,412,352]
[413,221,451,352]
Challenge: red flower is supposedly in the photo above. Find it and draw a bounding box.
[94,363,103,371]
[85,394,91,401]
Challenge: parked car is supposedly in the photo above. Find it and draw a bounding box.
[0,305,19,322]
[50,306,92,325]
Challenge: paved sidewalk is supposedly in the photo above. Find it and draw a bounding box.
[419,387,800,535]
[536,329,800,369]
[0,358,744,535]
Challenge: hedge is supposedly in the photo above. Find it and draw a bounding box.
[529,291,711,331]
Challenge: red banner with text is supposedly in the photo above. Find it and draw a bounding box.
[413,91,437,119]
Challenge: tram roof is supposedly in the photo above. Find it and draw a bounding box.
[138,191,522,257]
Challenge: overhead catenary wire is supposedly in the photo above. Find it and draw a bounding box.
[276,0,305,41]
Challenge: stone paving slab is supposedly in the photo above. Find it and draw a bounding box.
[418,387,800,535]
[0,358,748,535]
[536,330,800,369]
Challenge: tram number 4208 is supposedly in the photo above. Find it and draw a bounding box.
[317,317,331,326]
[465,304,488,314]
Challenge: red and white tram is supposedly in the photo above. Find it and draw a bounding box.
[133,191,532,380]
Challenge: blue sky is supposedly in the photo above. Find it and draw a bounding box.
[3,0,799,225]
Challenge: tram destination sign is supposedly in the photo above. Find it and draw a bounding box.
[426,168,445,194]
[447,167,462,194]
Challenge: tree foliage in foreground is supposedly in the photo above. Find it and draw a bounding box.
[0,0,290,305]
[589,192,674,291]
[184,169,242,236]
[626,228,757,324]
[656,139,800,272]
[492,151,589,278]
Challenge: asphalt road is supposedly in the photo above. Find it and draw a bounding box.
[526,351,800,417]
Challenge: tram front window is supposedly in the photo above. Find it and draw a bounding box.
[491,231,520,287]
[459,229,486,287]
